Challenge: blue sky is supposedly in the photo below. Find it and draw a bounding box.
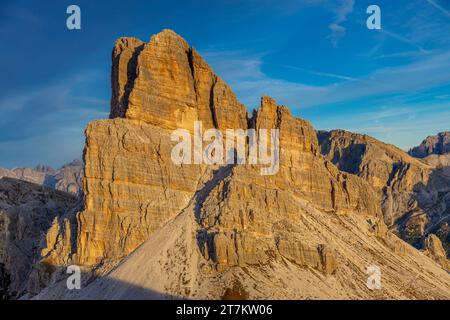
[0,0,449,168]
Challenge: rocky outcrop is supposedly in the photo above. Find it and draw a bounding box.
[0,178,77,299]
[110,30,247,132]
[53,160,84,195]
[0,167,52,188]
[409,131,450,158]
[196,98,382,273]
[318,130,450,265]
[39,30,381,276]
[422,153,450,169]
[276,240,338,274]
[110,37,144,119]
[37,183,450,300]
[33,30,450,299]
[317,130,430,225]
[40,30,248,270]
[0,160,83,195]
[424,234,449,271]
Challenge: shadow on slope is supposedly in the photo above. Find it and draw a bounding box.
[34,270,189,300]
[397,165,450,256]
[316,131,366,175]
[0,177,78,300]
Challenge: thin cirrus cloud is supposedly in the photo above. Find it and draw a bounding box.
[363,1,450,61]
[202,49,450,110]
[327,0,355,47]
[379,29,428,53]
[201,45,450,150]
[0,73,109,143]
[426,0,450,18]
[0,71,109,168]
[276,64,358,81]
[348,107,450,149]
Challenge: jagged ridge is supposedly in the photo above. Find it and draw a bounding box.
[28,30,450,299]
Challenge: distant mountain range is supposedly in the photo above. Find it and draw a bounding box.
[0,160,83,195]
[1,30,449,300]
[409,132,450,158]
[318,130,450,264]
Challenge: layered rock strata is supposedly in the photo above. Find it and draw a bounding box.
[318,130,450,265]
[0,160,83,195]
[409,131,450,158]
[33,30,450,299]
[0,178,77,298]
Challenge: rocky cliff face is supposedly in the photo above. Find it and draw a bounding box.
[0,160,83,195]
[39,30,249,270]
[110,31,248,132]
[53,160,84,195]
[409,131,450,158]
[317,130,431,225]
[40,30,380,271]
[36,191,450,300]
[195,97,382,272]
[317,130,450,265]
[31,30,450,299]
[0,178,77,299]
[424,234,449,271]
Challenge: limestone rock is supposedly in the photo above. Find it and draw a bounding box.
[318,130,450,257]
[196,98,383,274]
[0,178,76,298]
[435,222,450,258]
[252,99,381,217]
[53,160,84,195]
[112,29,248,131]
[33,30,450,300]
[424,234,449,271]
[36,190,450,300]
[41,119,205,268]
[110,37,144,118]
[318,130,430,224]
[41,30,249,269]
[277,239,337,274]
[0,160,83,195]
[422,153,450,177]
[39,30,381,281]
[0,167,49,187]
[409,131,450,158]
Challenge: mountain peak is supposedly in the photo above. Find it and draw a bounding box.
[409,131,450,158]
[7,30,450,300]
[149,28,189,46]
[110,29,248,131]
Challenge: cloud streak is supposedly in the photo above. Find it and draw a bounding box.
[426,0,450,18]
[0,71,109,167]
[327,0,354,47]
[276,64,358,81]
[203,48,450,110]
[0,73,108,142]
[380,29,428,53]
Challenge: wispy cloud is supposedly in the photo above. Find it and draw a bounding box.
[373,50,431,60]
[202,43,450,150]
[203,48,450,110]
[348,108,450,150]
[0,71,108,141]
[327,0,354,47]
[426,0,450,17]
[380,29,428,53]
[0,71,109,167]
[363,0,450,61]
[277,64,358,81]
